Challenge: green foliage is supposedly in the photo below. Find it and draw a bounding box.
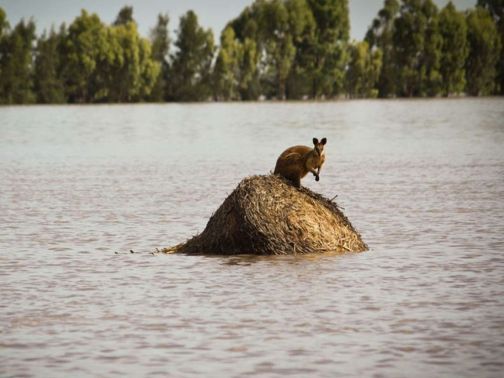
[34,29,65,103]
[0,7,8,37]
[260,0,295,99]
[0,18,36,104]
[284,0,316,99]
[238,38,261,100]
[226,0,347,99]
[439,2,468,96]
[1,2,503,103]
[104,7,160,102]
[365,0,400,97]
[0,7,9,97]
[106,22,160,102]
[393,0,442,97]
[477,0,504,93]
[59,10,110,102]
[114,6,134,26]
[345,41,382,98]
[305,0,350,98]
[168,11,215,101]
[213,26,242,100]
[465,7,501,95]
[478,0,504,18]
[225,5,262,99]
[59,9,159,103]
[149,13,170,101]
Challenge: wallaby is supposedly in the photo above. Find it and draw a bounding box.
[274,137,327,188]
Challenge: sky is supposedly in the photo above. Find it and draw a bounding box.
[0,0,477,41]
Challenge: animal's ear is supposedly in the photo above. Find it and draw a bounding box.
[321,137,327,145]
[313,138,319,145]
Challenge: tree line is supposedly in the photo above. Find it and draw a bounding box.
[0,0,502,104]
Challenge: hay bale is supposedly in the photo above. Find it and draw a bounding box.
[162,174,367,255]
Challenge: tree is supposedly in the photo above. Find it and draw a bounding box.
[149,13,170,101]
[305,0,350,98]
[106,22,160,102]
[168,11,215,101]
[60,9,159,103]
[393,0,442,97]
[106,6,162,102]
[257,0,296,99]
[60,10,111,102]
[465,7,501,95]
[0,18,36,103]
[345,41,382,98]
[0,7,7,41]
[365,0,400,97]
[226,4,262,99]
[439,2,468,96]
[213,26,242,100]
[238,38,260,99]
[284,0,316,99]
[0,7,9,100]
[34,28,66,103]
[114,6,134,26]
[477,0,504,93]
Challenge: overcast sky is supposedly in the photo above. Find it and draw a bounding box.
[0,0,477,41]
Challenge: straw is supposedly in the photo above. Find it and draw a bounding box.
[162,174,368,255]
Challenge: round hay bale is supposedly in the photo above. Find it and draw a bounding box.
[162,174,367,255]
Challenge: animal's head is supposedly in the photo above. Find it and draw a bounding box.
[312,137,327,156]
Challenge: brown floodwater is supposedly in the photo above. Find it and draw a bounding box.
[1,99,503,377]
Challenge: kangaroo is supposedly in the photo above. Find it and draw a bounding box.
[274,137,327,188]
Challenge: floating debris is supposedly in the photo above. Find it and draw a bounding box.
[162,174,367,255]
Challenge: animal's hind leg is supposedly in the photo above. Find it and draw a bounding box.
[280,173,301,188]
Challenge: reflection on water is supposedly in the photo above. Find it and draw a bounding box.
[1,99,504,377]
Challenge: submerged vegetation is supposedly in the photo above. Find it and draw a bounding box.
[0,0,502,104]
[162,175,368,255]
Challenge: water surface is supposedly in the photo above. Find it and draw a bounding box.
[1,99,504,377]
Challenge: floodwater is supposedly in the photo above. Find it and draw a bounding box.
[1,99,503,377]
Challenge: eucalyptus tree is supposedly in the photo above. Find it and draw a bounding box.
[0,7,7,47]
[61,9,159,103]
[345,41,382,98]
[257,0,316,99]
[237,38,260,99]
[149,13,170,101]
[284,0,316,99]
[106,21,160,102]
[213,26,242,100]
[0,7,9,102]
[114,6,135,26]
[59,10,111,102]
[107,6,161,102]
[438,2,468,96]
[168,10,215,101]
[227,0,348,99]
[34,28,66,103]
[305,0,350,98]
[0,18,36,103]
[226,4,262,99]
[393,0,442,97]
[477,0,504,93]
[465,7,501,96]
[260,0,298,99]
[365,0,400,97]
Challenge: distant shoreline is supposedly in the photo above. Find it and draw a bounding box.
[1,95,503,108]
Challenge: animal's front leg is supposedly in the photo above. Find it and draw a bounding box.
[309,168,319,182]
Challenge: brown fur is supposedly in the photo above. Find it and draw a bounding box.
[274,137,327,187]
